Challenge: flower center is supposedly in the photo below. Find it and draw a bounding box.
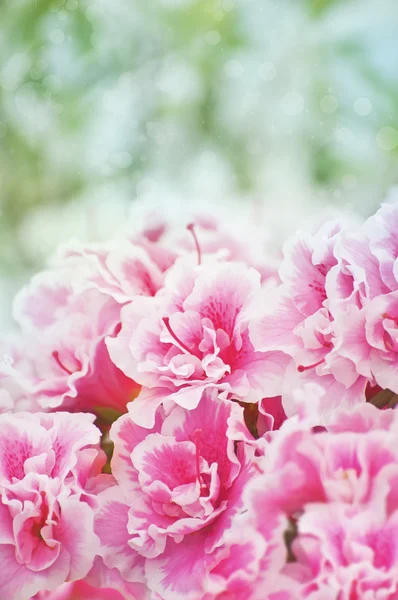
[192,429,208,494]
[31,492,52,542]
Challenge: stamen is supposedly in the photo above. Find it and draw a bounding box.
[162,317,193,354]
[187,223,202,265]
[52,351,73,375]
[297,358,325,373]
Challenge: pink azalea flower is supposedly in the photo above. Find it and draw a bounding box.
[32,581,126,600]
[367,201,398,292]
[251,220,367,423]
[32,557,150,599]
[336,291,398,393]
[55,239,164,303]
[0,412,104,599]
[201,515,288,600]
[326,226,389,316]
[84,556,150,600]
[327,202,398,396]
[95,388,260,599]
[130,210,280,285]
[0,334,44,413]
[108,260,288,428]
[0,346,36,413]
[0,412,106,484]
[242,402,398,598]
[283,503,398,599]
[200,528,268,600]
[12,272,138,414]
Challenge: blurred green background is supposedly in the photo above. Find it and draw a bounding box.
[1,0,398,322]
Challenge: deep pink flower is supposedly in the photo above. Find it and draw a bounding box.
[0,412,105,599]
[95,388,259,599]
[108,260,288,427]
[33,581,126,600]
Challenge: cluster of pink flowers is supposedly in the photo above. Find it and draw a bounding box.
[2,202,398,599]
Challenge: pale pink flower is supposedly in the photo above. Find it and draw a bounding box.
[284,503,398,599]
[251,220,367,423]
[252,402,398,514]
[130,211,280,284]
[0,345,36,413]
[0,412,104,599]
[242,402,398,599]
[201,515,288,600]
[367,201,398,292]
[327,202,398,396]
[326,226,388,316]
[335,291,398,393]
[108,260,288,428]
[0,354,14,379]
[0,411,108,496]
[95,388,259,600]
[201,529,268,600]
[12,272,137,414]
[0,333,45,413]
[55,239,164,303]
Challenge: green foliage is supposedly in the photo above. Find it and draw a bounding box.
[0,0,397,274]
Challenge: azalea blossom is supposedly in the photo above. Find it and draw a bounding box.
[108,260,288,428]
[0,412,105,599]
[54,239,164,304]
[2,201,398,599]
[129,209,281,284]
[328,202,398,399]
[32,557,149,600]
[241,402,398,598]
[95,388,259,599]
[11,271,138,415]
[251,220,370,423]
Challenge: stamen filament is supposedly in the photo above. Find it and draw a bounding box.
[162,317,193,354]
[52,351,74,375]
[297,358,325,373]
[187,223,202,265]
